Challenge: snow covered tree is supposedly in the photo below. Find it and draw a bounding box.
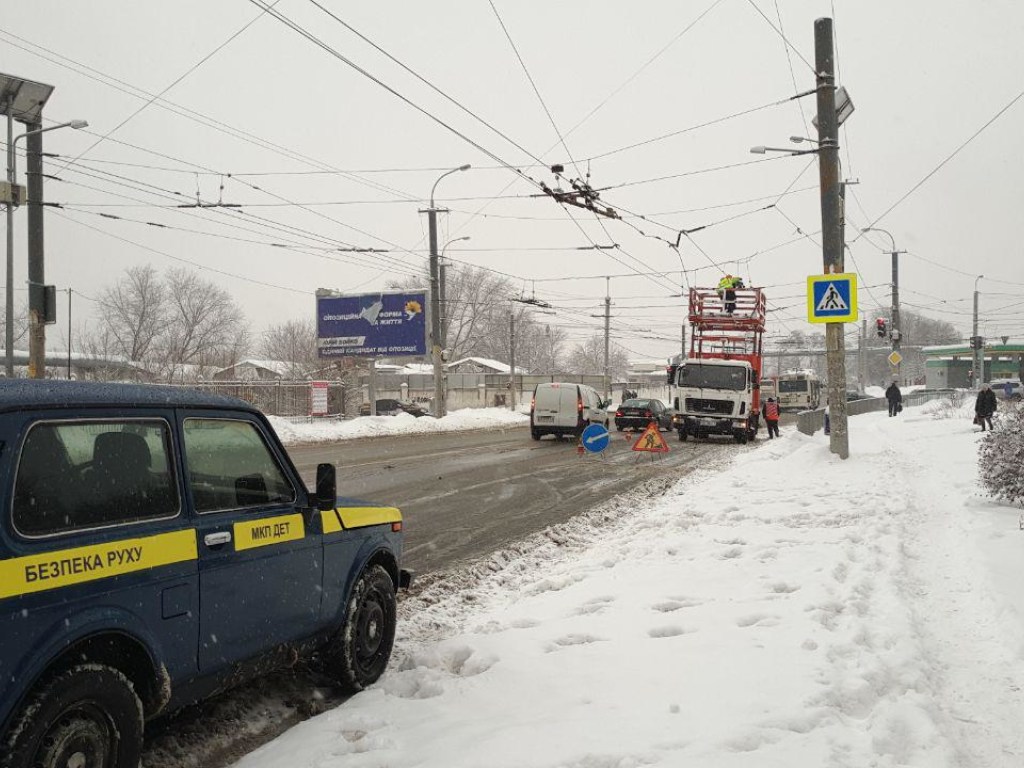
[978,404,1024,506]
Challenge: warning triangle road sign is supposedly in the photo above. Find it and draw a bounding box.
[632,422,670,453]
[815,283,849,312]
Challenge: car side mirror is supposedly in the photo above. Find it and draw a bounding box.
[315,463,337,511]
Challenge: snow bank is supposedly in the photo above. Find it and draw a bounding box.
[267,407,529,445]
[236,400,1024,768]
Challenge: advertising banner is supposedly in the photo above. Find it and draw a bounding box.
[316,290,427,358]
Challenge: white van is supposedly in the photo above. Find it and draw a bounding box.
[530,382,610,440]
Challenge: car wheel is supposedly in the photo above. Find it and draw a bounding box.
[678,429,687,442]
[325,564,397,693]
[2,664,143,768]
[616,425,623,432]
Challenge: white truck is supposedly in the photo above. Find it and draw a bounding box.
[668,286,766,444]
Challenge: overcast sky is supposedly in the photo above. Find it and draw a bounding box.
[3,0,1024,362]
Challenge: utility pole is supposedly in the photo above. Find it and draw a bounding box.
[508,309,516,410]
[66,287,71,379]
[26,124,45,378]
[422,165,469,418]
[973,276,983,388]
[603,277,611,401]
[890,249,901,383]
[815,17,849,459]
[859,315,866,392]
[681,323,686,359]
[424,206,445,416]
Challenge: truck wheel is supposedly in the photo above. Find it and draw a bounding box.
[325,564,397,693]
[2,664,143,768]
[531,429,541,440]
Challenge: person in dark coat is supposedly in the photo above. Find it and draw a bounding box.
[975,383,997,431]
[885,380,903,417]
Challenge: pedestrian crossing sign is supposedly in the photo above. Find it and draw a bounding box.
[807,273,858,323]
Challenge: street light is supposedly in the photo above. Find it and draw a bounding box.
[750,145,821,156]
[424,164,471,417]
[862,226,904,382]
[439,235,470,350]
[5,118,87,377]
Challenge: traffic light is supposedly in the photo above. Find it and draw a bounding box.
[666,364,678,385]
[969,336,985,350]
[875,318,888,338]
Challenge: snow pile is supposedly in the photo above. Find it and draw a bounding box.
[236,403,1024,767]
[267,407,529,445]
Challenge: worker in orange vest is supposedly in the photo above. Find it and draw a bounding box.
[761,397,781,439]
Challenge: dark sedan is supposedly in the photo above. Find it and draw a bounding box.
[614,398,673,431]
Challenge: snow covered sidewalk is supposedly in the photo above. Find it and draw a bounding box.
[236,400,1024,768]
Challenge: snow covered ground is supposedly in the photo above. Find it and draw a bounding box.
[237,397,1024,768]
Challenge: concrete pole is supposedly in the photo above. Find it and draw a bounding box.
[973,278,981,388]
[603,277,611,401]
[26,123,44,378]
[509,309,516,410]
[426,206,444,417]
[815,17,849,459]
[5,112,14,377]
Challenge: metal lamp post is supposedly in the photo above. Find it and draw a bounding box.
[5,118,87,377]
[974,275,984,388]
[439,235,470,351]
[422,164,470,418]
[863,226,904,382]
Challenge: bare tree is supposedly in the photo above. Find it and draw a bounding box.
[158,268,247,372]
[0,300,29,355]
[565,335,629,379]
[259,318,319,378]
[98,265,166,361]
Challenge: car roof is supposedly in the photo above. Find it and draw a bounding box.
[0,379,256,414]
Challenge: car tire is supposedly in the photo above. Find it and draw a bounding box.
[324,564,397,693]
[1,664,143,768]
[616,425,623,432]
[678,429,687,442]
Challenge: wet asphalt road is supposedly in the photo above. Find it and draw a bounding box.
[286,423,736,575]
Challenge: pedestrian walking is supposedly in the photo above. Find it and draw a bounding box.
[1003,380,1014,400]
[885,380,903,417]
[823,400,830,435]
[762,397,781,439]
[975,383,997,431]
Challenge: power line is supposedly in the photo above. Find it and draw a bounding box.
[744,0,816,73]
[864,85,1024,227]
[52,3,278,174]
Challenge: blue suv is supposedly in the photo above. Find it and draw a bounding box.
[0,381,411,768]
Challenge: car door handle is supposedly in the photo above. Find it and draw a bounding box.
[204,531,232,547]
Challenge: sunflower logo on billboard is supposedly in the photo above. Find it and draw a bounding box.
[404,299,423,320]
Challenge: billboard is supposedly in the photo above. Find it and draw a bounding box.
[316,290,428,358]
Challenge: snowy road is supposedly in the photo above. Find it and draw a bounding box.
[286,424,739,574]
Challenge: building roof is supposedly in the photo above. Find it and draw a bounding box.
[445,357,527,374]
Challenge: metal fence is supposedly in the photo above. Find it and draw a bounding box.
[796,389,957,435]
[184,381,355,418]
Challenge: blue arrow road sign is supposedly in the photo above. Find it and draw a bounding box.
[581,423,611,453]
[807,273,858,323]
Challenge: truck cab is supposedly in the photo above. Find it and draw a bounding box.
[671,359,760,443]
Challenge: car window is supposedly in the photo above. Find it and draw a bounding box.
[13,420,178,537]
[183,418,296,514]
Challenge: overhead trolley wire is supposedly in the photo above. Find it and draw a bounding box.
[52,1,280,175]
